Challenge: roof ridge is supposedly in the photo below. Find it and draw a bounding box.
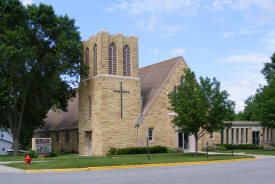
[139,56,183,70]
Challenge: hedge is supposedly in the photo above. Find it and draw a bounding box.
[216,144,263,150]
[108,146,168,155]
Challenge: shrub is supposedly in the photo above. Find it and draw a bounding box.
[149,146,168,153]
[24,150,37,158]
[202,145,227,152]
[216,144,263,150]
[167,147,184,153]
[49,151,60,157]
[108,146,169,155]
[107,148,117,156]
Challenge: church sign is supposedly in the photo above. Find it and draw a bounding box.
[32,138,51,154]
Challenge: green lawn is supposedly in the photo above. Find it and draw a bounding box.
[240,149,275,155]
[218,149,275,155]
[0,155,26,162]
[4,153,251,170]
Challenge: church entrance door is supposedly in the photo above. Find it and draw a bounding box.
[252,131,260,146]
[178,133,190,151]
[88,132,92,155]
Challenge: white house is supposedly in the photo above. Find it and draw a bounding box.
[0,127,14,155]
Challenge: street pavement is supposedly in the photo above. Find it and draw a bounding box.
[0,157,275,184]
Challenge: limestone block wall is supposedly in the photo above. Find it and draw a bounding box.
[83,31,139,78]
[79,78,103,155]
[138,59,188,149]
[99,76,141,155]
[198,131,221,150]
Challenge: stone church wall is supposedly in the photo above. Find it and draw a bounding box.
[138,59,188,149]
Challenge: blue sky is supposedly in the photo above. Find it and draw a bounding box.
[21,0,275,112]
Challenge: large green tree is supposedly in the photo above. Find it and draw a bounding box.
[168,69,235,156]
[0,0,85,155]
[238,53,275,127]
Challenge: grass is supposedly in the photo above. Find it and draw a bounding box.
[0,155,26,162]
[3,153,251,170]
[218,149,275,155]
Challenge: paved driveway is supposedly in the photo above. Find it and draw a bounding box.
[1,157,275,184]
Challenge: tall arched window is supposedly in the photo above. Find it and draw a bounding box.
[93,44,97,76]
[173,86,177,93]
[123,45,131,76]
[85,47,90,65]
[108,43,117,75]
[180,76,184,85]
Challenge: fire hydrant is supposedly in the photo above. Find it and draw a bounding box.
[24,155,32,165]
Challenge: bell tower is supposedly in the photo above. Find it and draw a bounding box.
[79,31,141,156]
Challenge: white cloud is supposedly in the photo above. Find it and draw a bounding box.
[218,52,269,111]
[211,0,275,23]
[153,48,159,55]
[171,48,185,56]
[106,0,200,15]
[222,32,234,39]
[134,14,158,32]
[260,30,275,51]
[222,72,266,112]
[221,53,269,64]
[21,0,33,6]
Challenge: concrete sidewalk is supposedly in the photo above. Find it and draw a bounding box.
[0,165,24,173]
[202,151,275,159]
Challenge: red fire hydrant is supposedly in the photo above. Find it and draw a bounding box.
[24,155,32,165]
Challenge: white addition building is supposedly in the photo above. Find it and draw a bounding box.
[0,127,14,155]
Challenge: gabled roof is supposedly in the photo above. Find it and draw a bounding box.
[36,56,185,132]
[35,94,79,132]
[138,56,183,123]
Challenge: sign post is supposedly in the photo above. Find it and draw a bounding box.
[145,130,151,161]
[232,142,234,156]
[206,141,208,158]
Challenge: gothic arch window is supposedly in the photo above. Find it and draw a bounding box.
[93,44,97,76]
[108,42,117,75]
[123,45,131,76]
[180,76,184,85]
[173,86,177,93]
[85,47,89,66]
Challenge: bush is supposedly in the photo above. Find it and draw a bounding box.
[216,144,263,150]
[149,146,168,153]
[107,146,169,155]
[107,148,117,156]
[202,145,227,152]
[49,151,60,157]
[24,150,37,158]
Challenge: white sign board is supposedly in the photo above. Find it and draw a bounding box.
[32,138,51,154]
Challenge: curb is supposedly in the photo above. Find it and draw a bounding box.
[24,158,257,173]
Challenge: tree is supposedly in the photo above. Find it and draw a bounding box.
[235,95,260,121]
[168,69,235,156]
[256,80,275,127]
[0,0,86,155]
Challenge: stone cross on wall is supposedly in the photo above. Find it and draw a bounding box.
[113,82,129,118]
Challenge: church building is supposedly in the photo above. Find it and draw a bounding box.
[34,31,274,156]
